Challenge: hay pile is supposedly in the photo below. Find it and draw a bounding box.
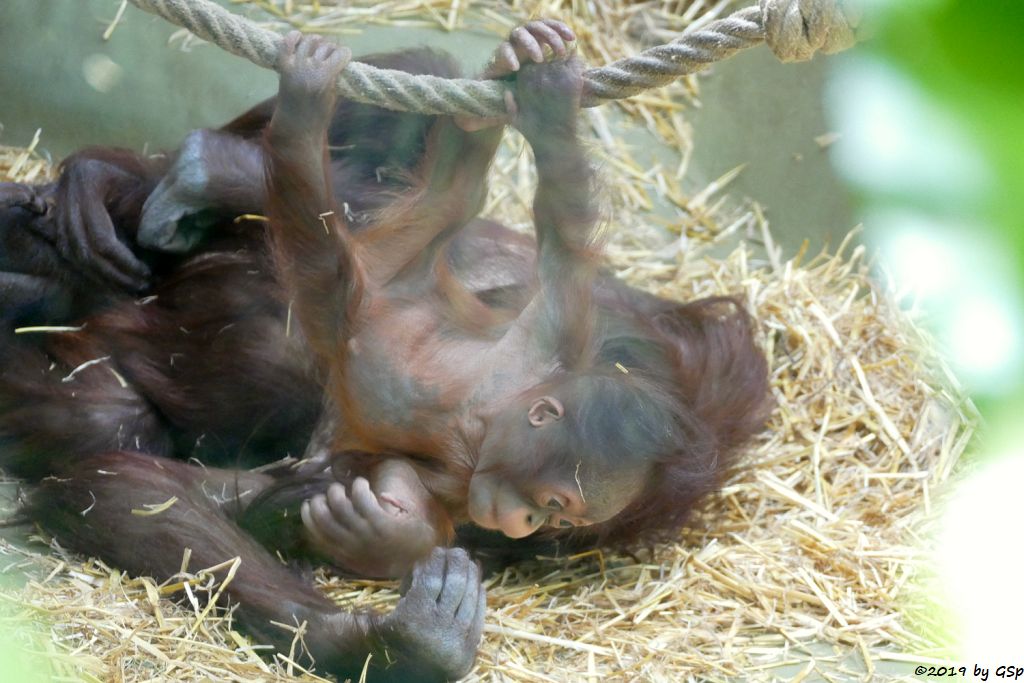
[0,1,972,680]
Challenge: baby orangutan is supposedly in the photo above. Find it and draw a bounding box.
[294,50,660,573]
[0,21,769,681]
[276,34,769,580]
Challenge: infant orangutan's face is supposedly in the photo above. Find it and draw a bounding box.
[467,394,648,538]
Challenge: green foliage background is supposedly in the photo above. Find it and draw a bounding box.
[862,0,1024,416]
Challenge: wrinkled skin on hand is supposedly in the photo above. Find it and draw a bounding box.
[382,547,486,681]
[1,182,85,323]
[455,19,577,132]
[512,54,585,142]
[51,155,151,290]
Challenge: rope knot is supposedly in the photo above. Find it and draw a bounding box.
[760,0,862,63]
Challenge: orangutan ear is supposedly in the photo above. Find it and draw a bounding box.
[527,396,565,427]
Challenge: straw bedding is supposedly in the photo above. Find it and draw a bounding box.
[0,1,971,680]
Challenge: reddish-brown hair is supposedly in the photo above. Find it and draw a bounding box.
[530,291,772,547]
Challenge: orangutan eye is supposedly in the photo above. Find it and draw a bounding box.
[546,497,564,511]
[557,518,574,528]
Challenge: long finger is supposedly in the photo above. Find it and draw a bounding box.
[279,30,302,69]
[303,499,360,555]
[325,481,357,519]
[541,19,576,42]
[313,39,336,62]
[87,215,151,289]
[467,574,487,645]
[407,547,446,601]
[349,477,387,526]
[525,21,567,57]
[67,197,148,290]
[66,204,138,290]
[312,492,364,541]
[436,547,472,613]
[301,500,331,545]
[326,46,352,72]
[296,33,319,60]
[495,42,519,74]
[510,26,543,63]
[454,563,483,628]
[283,30,302,54]
[91,244,149,291]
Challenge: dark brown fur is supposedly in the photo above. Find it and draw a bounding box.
[0,46,770,679]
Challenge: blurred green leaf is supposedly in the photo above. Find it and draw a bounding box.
[871,0,1024,245]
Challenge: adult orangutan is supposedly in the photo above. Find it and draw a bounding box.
[0,21,770,681]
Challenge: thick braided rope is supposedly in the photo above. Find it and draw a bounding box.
[126,0,859,116]
[584,6,764,103]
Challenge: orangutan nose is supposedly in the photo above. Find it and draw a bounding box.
[498,506,545,539]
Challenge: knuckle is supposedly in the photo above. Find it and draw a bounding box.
[447,546,470,563]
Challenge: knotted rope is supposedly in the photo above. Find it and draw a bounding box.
[126,0,861,117]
